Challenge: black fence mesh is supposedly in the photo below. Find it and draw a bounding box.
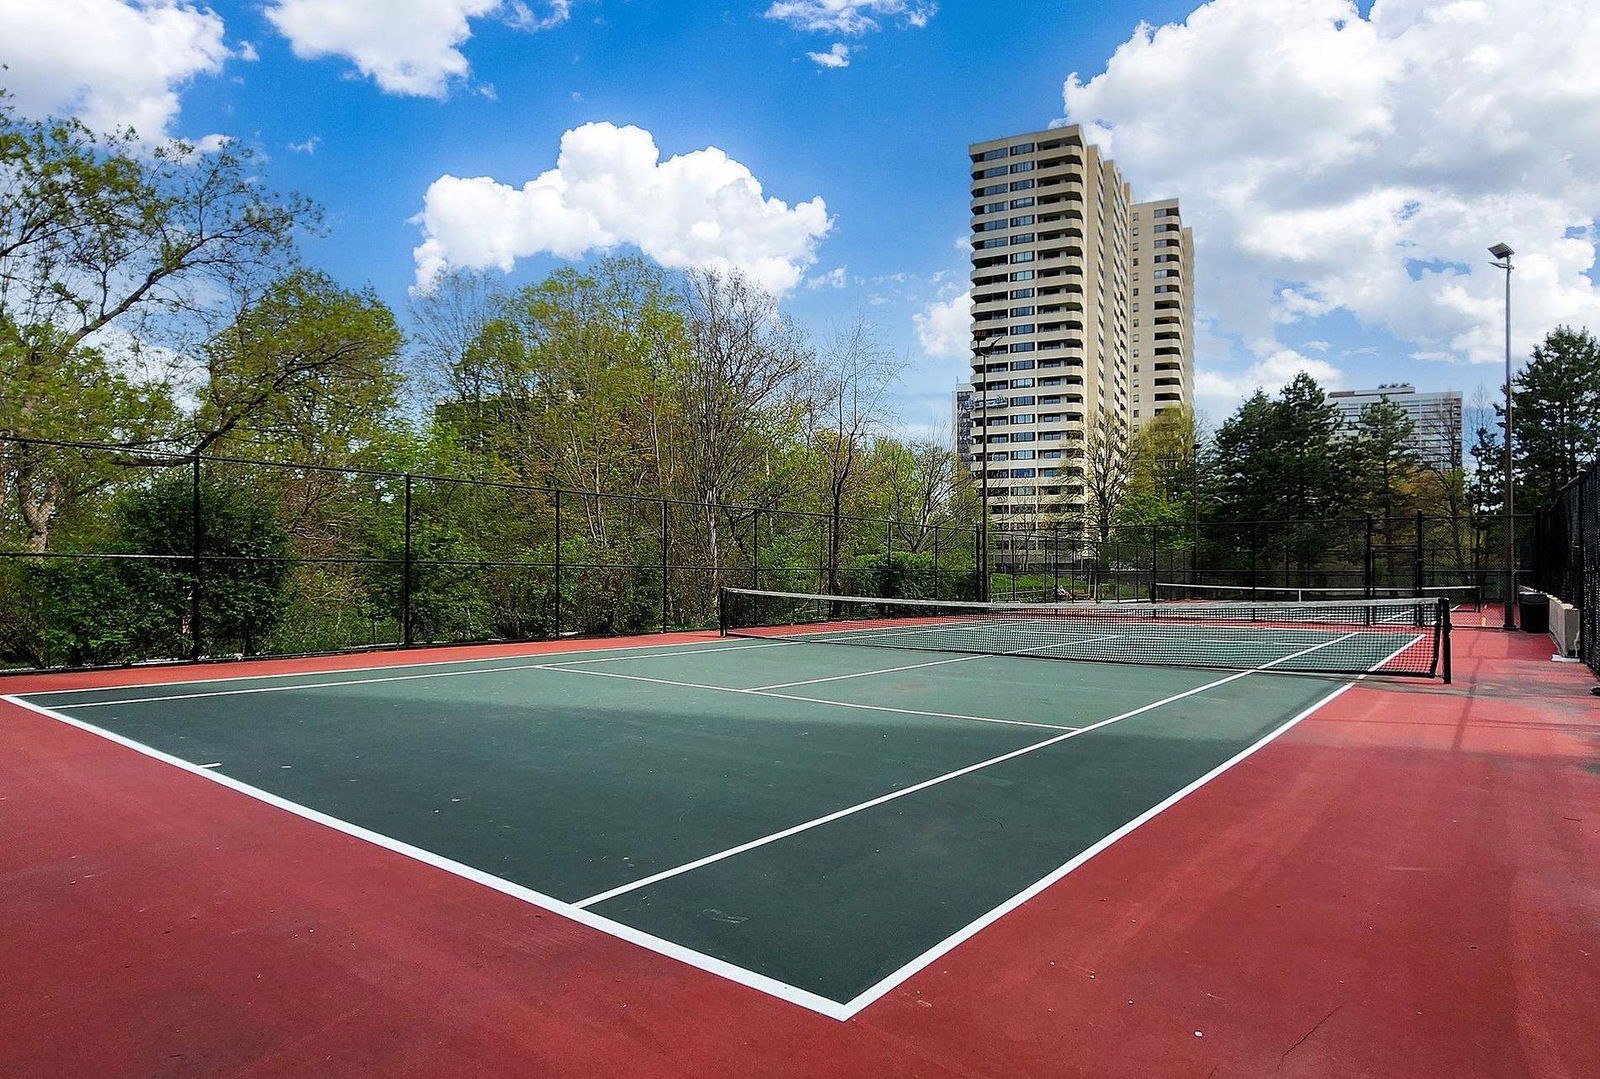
[1535,463,1597,678]
[0,435,1542,675]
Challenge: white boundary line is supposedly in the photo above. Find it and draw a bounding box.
[833,630,1423,1016]
[745,633,1128,692]
[19,636,785,699]
[0,693,854,1021]
[40,654,1080,732]
[0,628,1420,1023]
[571,631,1361,911]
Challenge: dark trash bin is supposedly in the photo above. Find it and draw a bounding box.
[1517,591,1548,633]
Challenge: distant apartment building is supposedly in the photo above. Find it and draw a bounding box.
[1328,384,1463,471]
[953,383,976,465]
[965,125,1194,527]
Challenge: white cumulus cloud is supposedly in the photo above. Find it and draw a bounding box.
[1061,0,1600,370]
[765,1,936,35]
[411,122,832,295]
[0,0,232,138]
[807,43,852,68]
[264,0,567,98]
[1195,348,1344,412]
[913,289,971,360]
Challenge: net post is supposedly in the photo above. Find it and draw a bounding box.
[1439,594,1452,683]
[190,452,203,662]
[751,508,761,591]
[401,473,414,648]
[717,586,728,637]
[1150,525,1159,602]
[932,526,941,600]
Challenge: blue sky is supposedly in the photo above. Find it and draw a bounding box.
[4,0,1598,435]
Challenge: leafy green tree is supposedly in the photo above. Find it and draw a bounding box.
[195,269,405,464]
[0,98,315,549]
[1511,326,1600,508]
[1117,406,1202,533]
[19,474,290,666]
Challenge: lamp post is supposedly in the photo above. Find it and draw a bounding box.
[1488,243,1515,629]
[970,331,1008,601]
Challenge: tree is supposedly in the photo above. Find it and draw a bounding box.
[809,317,896,594]
[1080,409,1133,557]
[195,269,405,464]
[1118,405,1201,532]
[668,267,812,587]
[1351,396,1421,527]
[0,99,315,550]
[1511,326,1600,508]
[1467,423,1504,519]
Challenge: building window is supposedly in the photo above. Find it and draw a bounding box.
[1009,233,1035,245]
[1009,196,1036,209]
[1011,468,1037,479]
[1009,287,1035,300]
[1009,142,1035,155]
[1009,179,1035,192]
[1010,324,1035,335]
[1009,161,1034,174]
[1010,450,1036,460]
[1009,251,1035,264]
[1010,432,1036,443]
[1009,269,1034,281]
[1009,341,1036,353]
[1009,215,1036,227]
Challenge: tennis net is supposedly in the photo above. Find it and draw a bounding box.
[720,587,1451,680]
[1152,581,1482,610]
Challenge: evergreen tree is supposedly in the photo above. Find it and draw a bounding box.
[1351,397,1421,527]
[1511,326,1600,508]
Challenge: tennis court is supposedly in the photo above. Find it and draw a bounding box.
[4,591,1451,1019]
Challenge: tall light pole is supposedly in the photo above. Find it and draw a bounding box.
[971,331,1008,601]
[1488,242,1515,629]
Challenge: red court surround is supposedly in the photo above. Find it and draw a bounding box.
[2,621,1596,1078]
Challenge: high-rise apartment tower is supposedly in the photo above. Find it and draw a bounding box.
[964,126,1194,526]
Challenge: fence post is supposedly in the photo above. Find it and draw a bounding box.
[932,527,941,600]
[885,517,894,598]
[1052,525,1060,600]
[1414,511,1425,597]
[190,453,203,662]
[401,473,414,647]
[1150,525,1159,601]
[977,523,987,602]
[553,488,563,639]
[751,509,761,591]
[1364,516,1375,598]
[1248,523,1259,601]
[660,499,669,634]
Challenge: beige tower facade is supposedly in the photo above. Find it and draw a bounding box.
[966,126,1194,527]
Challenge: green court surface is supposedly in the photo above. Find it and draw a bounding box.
[13,635,1359,1017]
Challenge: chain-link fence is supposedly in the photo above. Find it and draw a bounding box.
[0,436,983,672]
[987,512,1534,611]
[1535,463,1597,678]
